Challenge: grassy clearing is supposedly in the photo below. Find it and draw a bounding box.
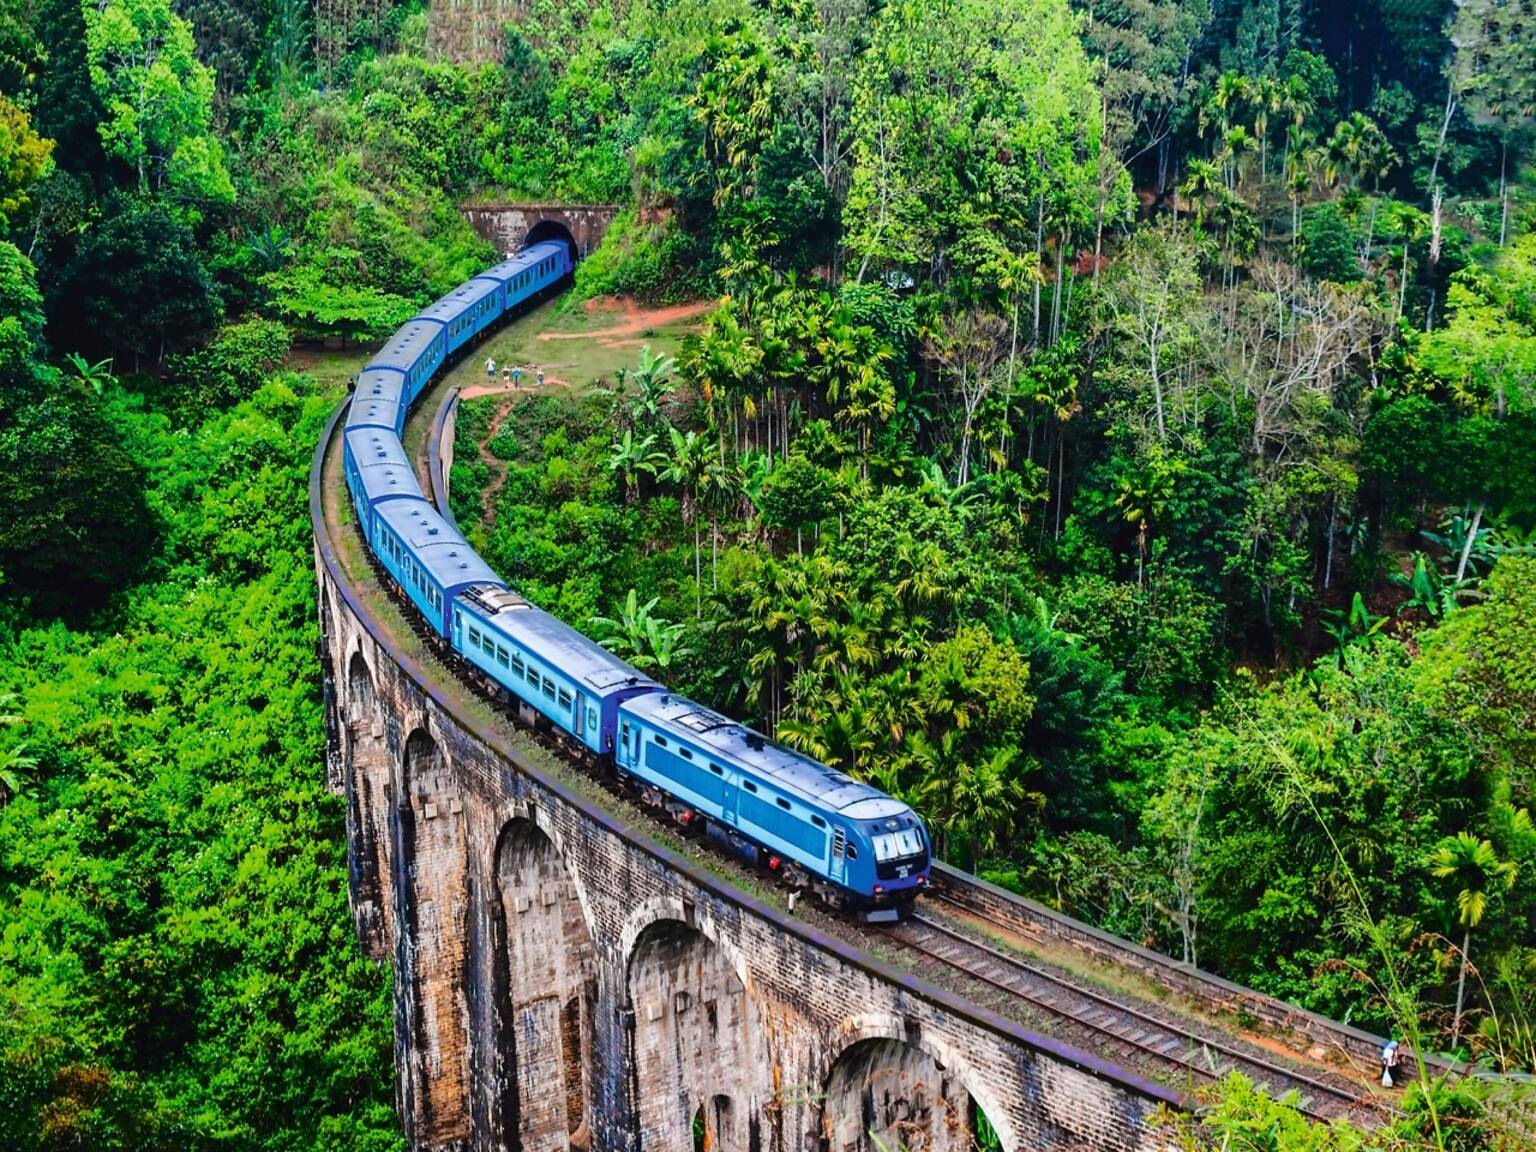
[439,293,705,393]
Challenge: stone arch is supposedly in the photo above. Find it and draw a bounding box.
[524,218,578,266]
[397,726,472,1148]
[626,918,756,1152]
[703,1092,739,1152]
[491,816,597,1152]
[344,648,394,958]
[616,896,753,995]
[346,647,375,719]
[819,1020,1014,1152]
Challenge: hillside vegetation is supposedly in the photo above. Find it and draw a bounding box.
[1,0,1533,1148]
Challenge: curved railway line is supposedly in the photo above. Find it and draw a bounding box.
[322,283,1464,1128]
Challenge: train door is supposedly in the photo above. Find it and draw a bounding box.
[829,826,847,885]
[618,718,635,771]
[574,693,586,742]
[717,765,738,825]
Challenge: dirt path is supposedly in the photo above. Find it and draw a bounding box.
[474,395,518,529]
[458,378,569,402]
[538,298,713,346]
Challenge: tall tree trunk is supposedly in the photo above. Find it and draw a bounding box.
[1499,140,1510,248]
[1452,927,1471,1048]
[1050,232,1067,345]
[1094,89,1108,287]
[1324,494,1337,591]
[1033,187,1044,341]
[1455,501,1484,583]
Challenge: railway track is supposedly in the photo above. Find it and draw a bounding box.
[878,908,1385,1124]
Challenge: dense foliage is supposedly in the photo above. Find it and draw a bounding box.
[2,0,1534,1147]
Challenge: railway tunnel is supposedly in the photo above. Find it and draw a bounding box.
[460,203,620,261]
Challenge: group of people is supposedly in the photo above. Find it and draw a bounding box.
[484,356,543,388]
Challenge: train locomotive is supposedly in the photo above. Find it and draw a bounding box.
[341,239,931,921]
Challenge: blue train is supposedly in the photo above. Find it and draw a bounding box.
[341,239,931,919]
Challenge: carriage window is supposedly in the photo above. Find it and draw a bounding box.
[810,815,826,828]
[776,798,792,811]
[679,748,693,760]
[496,646,510,668]
[511,655,525,676]
[654,735,668,748]
[541,677,556,700]
[709,763,723,776]
[622,721,632,748]
[742,780,757,793]
[526,666,540,686]
[557,688,572,709]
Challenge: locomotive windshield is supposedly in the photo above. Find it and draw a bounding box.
[871,826,924,861]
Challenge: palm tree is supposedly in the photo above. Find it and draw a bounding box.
[1384,201,1426,321]
[684,299,761,451]
[1114,452,1183,586]
[663,426,717,615]
[1251,76,1284,193]
[1427,832,1518,1047]
[914,739,1029,867]
[1202,71,1253,141]
[1283,127,1324,243]
[1218,125,1256,193]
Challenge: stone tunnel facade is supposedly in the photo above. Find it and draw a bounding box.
[316,526,1180,1152]
[461,204,621,261]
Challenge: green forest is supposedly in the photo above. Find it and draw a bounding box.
[1,0,1534,1148]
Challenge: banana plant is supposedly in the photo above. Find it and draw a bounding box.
[1321,591,1386,661]
[589,590,693,671]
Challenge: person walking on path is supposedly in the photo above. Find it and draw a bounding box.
[536,368,545,388]
[512,365,522,388]
[1380,1039,1402,1088]
[484,355,496,380]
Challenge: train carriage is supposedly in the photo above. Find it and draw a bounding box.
[367,319,446,406]
[614,694,930,915]
[453,584,659,755]
[343,428,421,539]
[415,278,504,357]
[476,240,571,315]
[345,370,408,438]
[371,498,502,636]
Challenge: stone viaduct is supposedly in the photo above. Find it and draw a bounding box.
[312,401,1185,1152]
